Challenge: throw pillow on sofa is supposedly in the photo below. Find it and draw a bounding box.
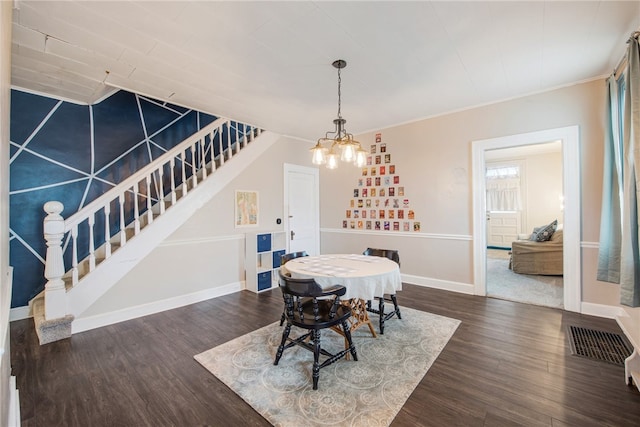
[530,219,557,242]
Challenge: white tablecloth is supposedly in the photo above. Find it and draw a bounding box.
[284,254,402,300]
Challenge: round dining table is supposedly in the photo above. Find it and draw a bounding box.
[283,254,402,338]
[283,253,402,300]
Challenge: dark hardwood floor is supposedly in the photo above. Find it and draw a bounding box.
[10,284,640,426]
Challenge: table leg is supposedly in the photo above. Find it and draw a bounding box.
[331,298,377,358]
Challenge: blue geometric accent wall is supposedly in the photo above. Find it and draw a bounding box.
[9,89,216,308]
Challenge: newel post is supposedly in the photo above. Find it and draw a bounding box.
[43,201,68,319]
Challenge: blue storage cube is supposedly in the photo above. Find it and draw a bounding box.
[257,233,271,252]
[257,272,271,291]
[272,250,286,268]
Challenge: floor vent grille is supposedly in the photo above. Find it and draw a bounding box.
[568,326,632,366]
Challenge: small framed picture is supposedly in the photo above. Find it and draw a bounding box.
[375,133,382,143]
[385,154,391,164]
[235,190,259,228]
[380,143,386,153]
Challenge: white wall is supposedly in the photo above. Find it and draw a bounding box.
[320,79,617,306]
[523,151,564,233]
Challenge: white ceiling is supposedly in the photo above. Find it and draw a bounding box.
[10,1,640,142]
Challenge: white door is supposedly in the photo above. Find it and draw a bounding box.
[284,164,319,255]
[487,211,521,248]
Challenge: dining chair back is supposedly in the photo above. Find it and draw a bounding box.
[362,247,400,266]
[274,272,358,390]
[278,251,310,325]
[362,247,402,334]
[280,251,309,266]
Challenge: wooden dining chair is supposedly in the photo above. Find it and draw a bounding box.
[274,272,358,390]
[278,251,309,325]
[362,247,402,334]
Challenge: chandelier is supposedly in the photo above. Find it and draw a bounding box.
[310,59,368,169]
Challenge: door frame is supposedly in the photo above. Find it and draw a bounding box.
[283,163,320,255]
[472,126,581,312]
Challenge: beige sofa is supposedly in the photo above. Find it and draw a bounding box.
[509,229,563,275]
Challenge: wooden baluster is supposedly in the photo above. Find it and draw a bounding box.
[200,137,207,180]
[71,224,78,286]
[133,184,140,235]
[119,193,126,247]
[170,158,177,205]
[210,131,217,173]
[218,128,225,166]
[226,121,232,160]
[191,144,198,188]
[158,166,166,213]
[88,213,96,271]
[104,204,111,258]
[243,123,248,145]
[146,175,154,225]
[43,201,68,319]
[180,151,188,196]
[235,122,240,153]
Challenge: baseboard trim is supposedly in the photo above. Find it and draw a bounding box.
[72,281,243,334]
[9,376,20,427]
[581,302,622,319]
[402,274,475,295]
[9,305,31,322]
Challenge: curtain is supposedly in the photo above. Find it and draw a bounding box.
[597,76,623,283]
[486,166,521,212]
[620,35,640,307]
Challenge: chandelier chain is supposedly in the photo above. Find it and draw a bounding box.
[337,66,342,119]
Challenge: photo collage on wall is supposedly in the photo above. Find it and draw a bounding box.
[342,133,421,232]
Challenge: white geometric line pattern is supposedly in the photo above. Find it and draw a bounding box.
[9,89,217,307]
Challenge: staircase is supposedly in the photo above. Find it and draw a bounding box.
[33,118,278,344]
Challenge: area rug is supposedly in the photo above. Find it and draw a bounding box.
[194,307,460,426]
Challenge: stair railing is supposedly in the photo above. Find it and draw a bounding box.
[42,118,262,320]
